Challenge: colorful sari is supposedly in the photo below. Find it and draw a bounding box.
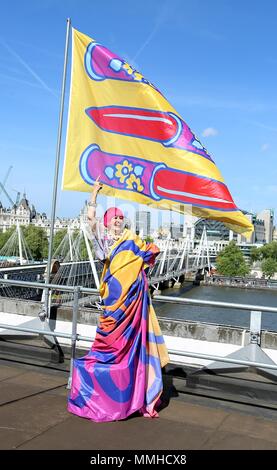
[68,229,169,422]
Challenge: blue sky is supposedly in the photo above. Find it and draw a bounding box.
[0,0,277,225]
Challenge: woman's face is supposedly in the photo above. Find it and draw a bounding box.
[109,215,124,232]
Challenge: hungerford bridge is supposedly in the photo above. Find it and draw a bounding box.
[0,223,219,306]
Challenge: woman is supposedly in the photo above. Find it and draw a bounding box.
[68,180,169,422]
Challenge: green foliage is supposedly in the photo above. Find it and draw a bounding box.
[72,230,89,260]
[0,226,16,250]
[79,237,89,260]
[250,246,261,262]
[53,229,67,253]
[261,258,277,279]
[259,241,277,261]
[251,241,277,279]
[216,241,250,277]
[53,229,90,261]
[144,236,154,243]
[251,241,277,262]
[22,225,49,261]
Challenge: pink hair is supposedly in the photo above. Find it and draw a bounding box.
[103,207,124,228]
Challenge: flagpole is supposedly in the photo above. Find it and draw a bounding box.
[44,18,71,318]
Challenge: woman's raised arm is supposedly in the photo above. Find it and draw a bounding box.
[87,177,103,231]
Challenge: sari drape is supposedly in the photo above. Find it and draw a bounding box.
[68,229,169,422]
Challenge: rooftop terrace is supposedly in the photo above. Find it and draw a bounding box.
[1,358,277,451]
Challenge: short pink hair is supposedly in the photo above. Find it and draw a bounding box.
[103,207,124,228]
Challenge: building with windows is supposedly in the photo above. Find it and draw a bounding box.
[195,212,269,246]
[135,211,151,237]
[0,194,35,231]
[256,209,274,244]
[0,194,82,235]
[170,223,184,239]
[194,219,234,241]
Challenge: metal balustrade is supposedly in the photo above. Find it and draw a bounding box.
[1,277,277,389]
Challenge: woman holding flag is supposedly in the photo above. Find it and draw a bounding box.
[67,179,169,423]
[66,26,253,422]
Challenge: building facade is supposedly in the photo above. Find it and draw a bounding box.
[194,219,234,241]
[0,195,85,235]
[0,194,34,231]
[135,211,151,237]
[256,209,274,244]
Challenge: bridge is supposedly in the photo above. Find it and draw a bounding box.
[0,225,213,306]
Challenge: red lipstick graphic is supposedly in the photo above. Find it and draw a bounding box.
[79,144,235,211]
[86,106,213,161]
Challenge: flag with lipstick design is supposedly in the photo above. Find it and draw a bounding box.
[62,28,253,237]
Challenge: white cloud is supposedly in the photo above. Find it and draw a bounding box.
[132,2,172,61]
[0,40,57,98]
[261,143,270,152]
[250,121,277,132]
[202,127,219,137]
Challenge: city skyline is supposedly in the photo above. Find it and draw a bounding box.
[1,179,276,229]
[0,191,275,242]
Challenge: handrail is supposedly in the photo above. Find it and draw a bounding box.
[0,259,101,273]
[1,277,277,388]
[0,277,98,294]
[1,277,277,313]
[1,323,277,371]
[152,294,277,313]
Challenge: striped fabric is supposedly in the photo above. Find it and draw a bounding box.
[68,229,169,422]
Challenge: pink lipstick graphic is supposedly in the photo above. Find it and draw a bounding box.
[79,144,236,211]
[86,106,212,161]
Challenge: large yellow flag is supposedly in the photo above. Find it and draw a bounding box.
[62,28,253,237]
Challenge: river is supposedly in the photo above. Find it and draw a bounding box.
[155,283,277,331]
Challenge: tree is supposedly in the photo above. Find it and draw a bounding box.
[260,241,277,261]
[144,236,154,243]
[22,225,48,261]
[216,241,250,277]
[71,230,89,261]
[53,229,67,253]
[79,237,89,260]
[250,246,261,262]
[250,241,277,279]
[261,258,277,279]
[251,241,277,262]
[0,226,16,250]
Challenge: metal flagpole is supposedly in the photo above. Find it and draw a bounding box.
[43,18,71,319]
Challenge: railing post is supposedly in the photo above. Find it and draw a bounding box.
[250,310,262,345]
[178,238,187,272]
[67,286,80,389]
[159,240,168,276]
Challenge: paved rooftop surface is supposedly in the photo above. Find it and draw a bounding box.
[1,359,277,450]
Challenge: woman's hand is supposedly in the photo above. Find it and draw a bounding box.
[88,177,103,229]
[91,176,103,202]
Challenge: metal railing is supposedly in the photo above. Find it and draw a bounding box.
[1,277,277,389]
[153,294,277,313]
[0,278,98,388]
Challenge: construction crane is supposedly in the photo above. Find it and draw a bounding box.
[0,166,20,207]
[0,182,15,206]
[0,166,13,194]
[12,190,21,206]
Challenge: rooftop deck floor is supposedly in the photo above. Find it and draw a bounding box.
[1,359,277,451]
